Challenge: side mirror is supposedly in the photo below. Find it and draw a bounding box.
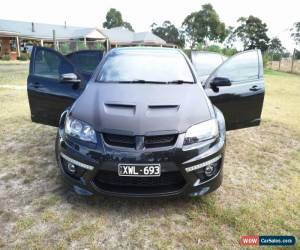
[210,77,231,88]
[60,73,81,83]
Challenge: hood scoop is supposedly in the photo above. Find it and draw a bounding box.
[104,103,136,116]
[147,105,179,116]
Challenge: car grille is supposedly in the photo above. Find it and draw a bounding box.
[144,134,178,148]
[102,133,178,149]
[103,133,135,148]
[93,170,185,194]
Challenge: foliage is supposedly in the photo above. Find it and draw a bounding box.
[294,49,300,60]
[92,42,105,50]
[262,52,270,66]
[151,21,185,47]
[122,22,134,31]
[231,15,270,52]
[291,22,300,44]
[182,4,228,49]
[59,43,71,54]
[195,44,238,56]
[1,54,11,61]
[18,53,30,61]
[103,8,134,31]
[268,37,286,61]
[76,41,87,50]
[269,37,285,54]
[103,8,123,28]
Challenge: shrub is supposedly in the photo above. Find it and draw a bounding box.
[77,41,87,50]
[1,54,11,61]
[262,53,270,67]
[59,43,71,55]
[18,53,30,61]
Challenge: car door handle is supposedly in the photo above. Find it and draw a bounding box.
[249,85,261,91]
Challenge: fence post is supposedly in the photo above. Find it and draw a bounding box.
[279,57,281,71]
[271,52,273,69]
[291,48,296,73]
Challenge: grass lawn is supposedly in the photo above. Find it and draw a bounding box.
[0,61,29,86]
[0,68,299,249]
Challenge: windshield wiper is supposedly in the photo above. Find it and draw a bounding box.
[167,80,194,84]
[117,80,167,84]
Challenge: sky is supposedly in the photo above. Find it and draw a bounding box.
[2,0,299,51]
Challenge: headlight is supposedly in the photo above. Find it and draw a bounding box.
[65,115,97,143]
[184,119,219,146]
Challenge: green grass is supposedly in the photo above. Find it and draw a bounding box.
[264,69,300,130]
[0,62,29,86]
[0,67,299,249]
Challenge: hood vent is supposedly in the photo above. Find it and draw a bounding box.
[104,103,136,116]
[147,105,179,116]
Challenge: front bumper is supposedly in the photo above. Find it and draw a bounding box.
[55,130,225,198]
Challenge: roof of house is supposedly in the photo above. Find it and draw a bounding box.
[0,19,167,46]
[0,19,106,40]
[100,27,166,45]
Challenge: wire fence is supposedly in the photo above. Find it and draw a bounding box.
[268,58,300,74]
[267,48,300,74]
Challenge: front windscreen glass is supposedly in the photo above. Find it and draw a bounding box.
[97,50,194,83]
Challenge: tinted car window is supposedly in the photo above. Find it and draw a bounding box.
[191,52,225,77]
[66,50,103,74]
[214,51,258,83]
[34,50,60,79]
[34,49,73,79]
[97,50,194,83]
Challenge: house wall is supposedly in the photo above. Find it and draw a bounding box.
[0,37,11,55]
[0,37,17,59]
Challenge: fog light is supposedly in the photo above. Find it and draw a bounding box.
[67,162,76,173]
[204,164,215,177]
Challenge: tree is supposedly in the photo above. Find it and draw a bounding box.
[232,15,270,52]
[103,8,123,29]
[151,21,185,47]
[269,37,285,54]
[123,22,134,31]
[291,22,300,44]
[103,8,134,31]
[182,4,228,49]
[269,37,285,61]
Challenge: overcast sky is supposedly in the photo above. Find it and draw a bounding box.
[2,0,299,51]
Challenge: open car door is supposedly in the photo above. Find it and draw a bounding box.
[27,47,103,127]
[204,49,265,130]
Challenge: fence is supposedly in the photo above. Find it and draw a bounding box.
[267,58,300,74]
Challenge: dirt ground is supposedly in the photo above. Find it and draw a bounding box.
[0,68,299,249]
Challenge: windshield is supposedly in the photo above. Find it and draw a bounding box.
[97,50,195,83]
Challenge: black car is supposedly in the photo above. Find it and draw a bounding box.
[27,47,264,198]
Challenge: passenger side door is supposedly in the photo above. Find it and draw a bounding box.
[27,46,86,127]
[204,50,265,130]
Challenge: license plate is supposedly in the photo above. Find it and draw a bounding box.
[118,164,161,177]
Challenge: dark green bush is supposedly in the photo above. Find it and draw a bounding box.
[18,53,30,61]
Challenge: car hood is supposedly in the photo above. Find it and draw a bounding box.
[71,82,212,135]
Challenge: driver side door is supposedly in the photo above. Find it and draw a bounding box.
[204,50,265,130]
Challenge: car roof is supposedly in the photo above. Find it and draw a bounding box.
[110,46,182,55]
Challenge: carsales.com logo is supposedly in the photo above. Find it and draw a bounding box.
[240,235,296,246]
